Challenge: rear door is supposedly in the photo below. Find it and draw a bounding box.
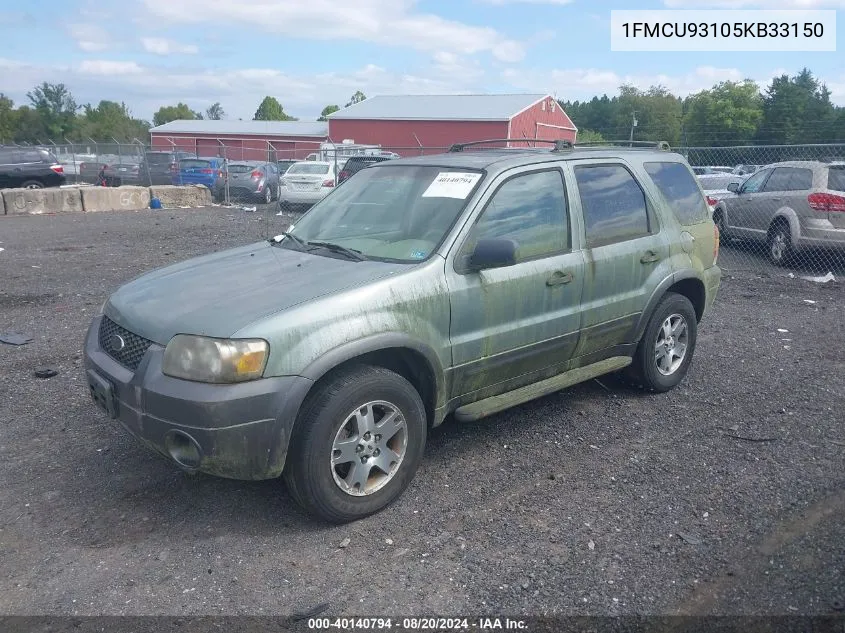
[565,159,672,359]
[757,166,814,231]
[446,166,585,397]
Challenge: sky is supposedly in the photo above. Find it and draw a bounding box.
[0,0,843,122]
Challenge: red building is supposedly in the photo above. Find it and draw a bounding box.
[327,94,577,154]
[148,120,329,160]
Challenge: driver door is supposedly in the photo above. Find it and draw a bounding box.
[728,167,773,236]
[445,166,585,399]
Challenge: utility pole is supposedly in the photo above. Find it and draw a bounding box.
[629,111,638,145]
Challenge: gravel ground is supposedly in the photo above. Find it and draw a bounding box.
[0,206,843,619]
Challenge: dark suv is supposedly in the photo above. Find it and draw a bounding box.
[141,150,197,185]
[337,154,395,184]
[0,147,66,189]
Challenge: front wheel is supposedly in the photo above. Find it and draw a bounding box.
[623,292,698,393]
[284,365,427,523]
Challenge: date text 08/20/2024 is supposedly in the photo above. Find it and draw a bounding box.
[307,617,529,630]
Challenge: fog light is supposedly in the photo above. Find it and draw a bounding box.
[164,430,202,469]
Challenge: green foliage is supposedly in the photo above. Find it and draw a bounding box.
[0,93,15,142]
[682,80,763,146]
[345,91,366,108]
[318,104,340,121]
[27,82,78,139]
[78,100,150,141]
[756,68,836,144]
[206,102,225,120]
[574,129,605,143]
[153,103,203,127]
[254,96,297,121]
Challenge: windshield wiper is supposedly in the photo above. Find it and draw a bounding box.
[270,232,309,249]
[306,241,367,261]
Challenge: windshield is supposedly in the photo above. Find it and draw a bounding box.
[288,163,330,175]
[287,165,484,263]
[180,159,211,169]
[145,153,172,164]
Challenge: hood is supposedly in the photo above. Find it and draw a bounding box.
[104,241,405,343]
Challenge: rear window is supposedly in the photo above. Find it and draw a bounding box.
[763,167,813,192]
[145,153,173,164]
[288,163,330,175]
[179,159,211,169]
[228,164,253,174]
[644,161,709,225]
[828,167,845,192]
[574,164,651,247]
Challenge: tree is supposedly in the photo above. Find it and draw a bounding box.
[575,129,605,143]
[682,80,763,146]
[756,68,836,144]
[0,94,15,142]
[79,100,150,141]
[345,91,366,108]
[254,96,296,121]
[318,104,340,121]
[153,103,202,126]
[27,82,79,139]
[615,84,682,145]
[206,102,225,120]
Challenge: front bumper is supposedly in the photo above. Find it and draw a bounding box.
[82,315,313,480]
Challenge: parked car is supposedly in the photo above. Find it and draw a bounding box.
[692,166,733,176]
[713,160,845,265]
[732,164,761,176]
[278,160,339,211]
[100,158,145,186]
[143,150,197,185]
[83,140,721,523]
[0,146,66,189]
[171,157,226,197]
[337,154,395,184]
[223,161,280,204]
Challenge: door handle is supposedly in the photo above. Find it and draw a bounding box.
[546,270,573,286]
[640,251,660,264]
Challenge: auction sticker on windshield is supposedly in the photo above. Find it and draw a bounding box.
[422,172,482,199]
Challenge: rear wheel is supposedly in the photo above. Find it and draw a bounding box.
[623,292,698,393]
[284,365,427,523]
[767,220,794,266]
[263,185,272,204]
[20,180,44,189]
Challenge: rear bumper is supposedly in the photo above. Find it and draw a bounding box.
[702,265,722,317]
[796,220,845,250]
[82,315,313,480]
[279,187,330,205]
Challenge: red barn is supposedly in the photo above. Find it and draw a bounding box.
[148,120,329,161]
[327,94,577,155]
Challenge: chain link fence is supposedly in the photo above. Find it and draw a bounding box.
[6,138,844,281]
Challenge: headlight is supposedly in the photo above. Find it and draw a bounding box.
[162,335,269,383]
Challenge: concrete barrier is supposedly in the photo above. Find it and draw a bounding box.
[149,185,212,208]
[81,186,151,213]
[1,187,84,215]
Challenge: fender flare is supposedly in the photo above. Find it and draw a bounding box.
[770,208,801,244]
[631,271,705,342]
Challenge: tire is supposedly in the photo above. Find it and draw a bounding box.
[767,220,794,267]
[284,365,427,523]
[20,180,44,189]
[624,292,698,393]
[263,185,272,204]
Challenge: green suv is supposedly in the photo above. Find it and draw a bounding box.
[83,140,721,523]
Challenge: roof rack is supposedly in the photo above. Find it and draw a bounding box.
[448,139,573,152]
[447,138,671,153]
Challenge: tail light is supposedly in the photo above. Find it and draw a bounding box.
[132,165,139,172]
[170,162,178,172]
[322,179,335,187]
[338,170,349,181]
[713,222,720,264]
[200,168,214,174]
[808,192,845,212]
[50,164,64,174]
[706,196,717,206]
[251,170,263,179]
[80,162,86,170]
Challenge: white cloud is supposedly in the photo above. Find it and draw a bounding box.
[478,0,573,4]
[663,0,845,7]
[78,60,145,75]
[67,24,111,52]
[140,37,199,55]
[139,0,525,61]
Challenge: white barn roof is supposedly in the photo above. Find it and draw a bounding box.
[149,120,328,137]
[328,94,550,121]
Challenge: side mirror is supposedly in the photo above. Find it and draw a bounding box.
[727,182,739,193]
[465,238,518,271]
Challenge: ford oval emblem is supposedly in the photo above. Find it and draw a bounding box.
[108,334,126,352]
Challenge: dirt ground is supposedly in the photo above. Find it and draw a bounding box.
[0,206,843,621]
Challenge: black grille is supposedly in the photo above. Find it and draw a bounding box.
[98,316,153,371]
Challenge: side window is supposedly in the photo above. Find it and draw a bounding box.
[464,169,569,263]
[740,168,771,193]
[828,167,845,192]
[574,164,650,247]
[644,161,709,226]
[763,167,813,192]
[21,150,43,163]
